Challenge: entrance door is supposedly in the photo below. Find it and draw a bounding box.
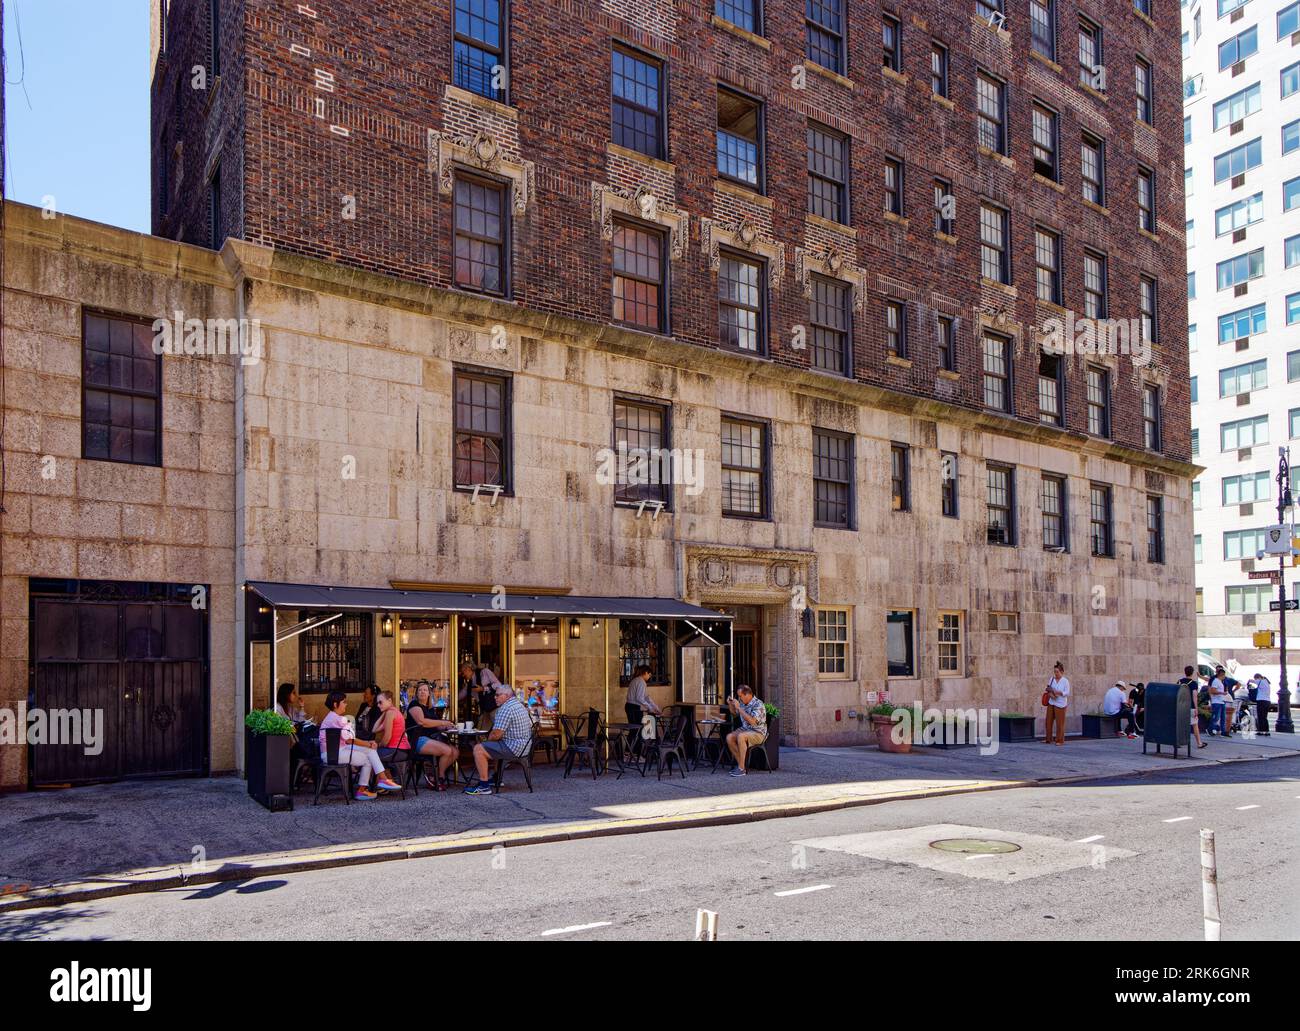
[733,630,760,694]
[30,580,209,786]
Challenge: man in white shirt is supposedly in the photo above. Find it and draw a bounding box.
[1102,681,1138,738]
[1252,673,1273,736]
[1208,666,1228,736]
[1045,661,1070,745]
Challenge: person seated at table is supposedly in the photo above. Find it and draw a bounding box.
[406,681,457,789]
[318,690,403,800]
[275,682,307,723]
[724,684,767,777]
[464,684,533,795]
[365,690,411,766]
[355,684,380,739]
[1128,682,1146,732]
[1102,681,1138,739]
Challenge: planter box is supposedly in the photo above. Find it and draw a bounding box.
[245,728,293,811]
[872,715,912,754]
[746,717,780,771]
[998,715,1036,743]
[1081,714,1121,738]
[928,722,978,749]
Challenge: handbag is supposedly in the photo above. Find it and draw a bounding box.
[1041,681,1052,707]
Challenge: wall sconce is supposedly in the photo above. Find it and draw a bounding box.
[800,607,815,638]
[381,613,395,638]
[592,618,601,630]
[568,618,582,640]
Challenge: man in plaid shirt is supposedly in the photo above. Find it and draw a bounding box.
[466,684,533,794]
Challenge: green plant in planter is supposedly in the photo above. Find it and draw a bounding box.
[245,709,294,737]
[869,701,898,718]
[763,702,782,720]
[1000,712,1029,719]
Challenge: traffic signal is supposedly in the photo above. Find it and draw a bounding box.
[1253,630,1276,648]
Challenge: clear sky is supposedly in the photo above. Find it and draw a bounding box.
[4,0,151,232]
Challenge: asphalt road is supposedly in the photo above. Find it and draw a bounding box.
[4,757,1298,941]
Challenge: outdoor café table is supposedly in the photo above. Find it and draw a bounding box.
[693,718,728,771]
[606,722,646,778]
[442,727,488,783]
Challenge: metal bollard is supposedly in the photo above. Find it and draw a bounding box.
[695,909,718,941]
[1200,829,1221,942]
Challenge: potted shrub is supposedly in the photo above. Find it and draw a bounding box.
[998,712,1036,742]
[750,702,781,771]
[870,702,911,754]
[245,708,295,811]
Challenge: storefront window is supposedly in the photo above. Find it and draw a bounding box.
[514,619,560,710]
[398,617,451,712]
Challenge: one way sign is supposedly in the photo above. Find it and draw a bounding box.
[1270,600,1300,612]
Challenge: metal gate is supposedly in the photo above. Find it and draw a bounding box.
[29,579,209,786]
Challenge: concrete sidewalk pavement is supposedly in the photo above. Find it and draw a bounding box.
[2,730,1295,912]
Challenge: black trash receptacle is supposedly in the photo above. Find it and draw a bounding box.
[1142,681,1191,758]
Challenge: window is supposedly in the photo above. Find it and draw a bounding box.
[816,608,852,676]
[208,166,222,250]
[453,0,507,101]
[941,451,958,518]
[1142,383,1161,450]
[882,14,901,71]
[1216,358,1268,395]
[1190,323,1198,351]
[885,299,907,358]
[1135,57,1153,123]
[976,72,1007,154]
[1185,73,1204,98]
[1212,83,1261,130]
[1215,248,1264,291]
[1086,364,1110,437]
[1193,428,1200,457]
[1188,271,1196,300]
[1220,414,1269,451]
[715,0,759,34]
[718,252,765,354]
[81,312,162,466]
[1283,61,1300,99]
[453,173,508,296]
[613,398,670,507]
[1291,407,1300,439]
[1038,350,1063,425]
[1185,116,1192,145]
[1078,18,1102,87]
[1226,585,1273,614]
[1139,276,1158,342]
[890,443,910,511]
[987,464,1015,545]
[1030,0,1056,60]
[1218,0,1248,16]
[806,0,844,74]
[979,202,1009,284]
[1195,534,1203,563]
[1218,25,1258,70]
[1083,250,1107,319]
[937,314,956,371]
[976,0,1004,20]
[1193,480,1202,509]
[1137,166,1156,232]
[1287,177,1300,211]
[933,178,954,236]
[721,417,768,518]
[1196,588,1204,615]
[982,332,1012,412]
[884,156,904,216]
[1146,495,1164,563]
[1213,138,1262,182]
[988,611,1019,633]
[717,88,762,189]
[886,610,915,678]
[1218,304,1266,344]
[1222,470,1271,505]
[1089,483,1113,557]
[1032,103,1059,180]
[1291,350,1300,382]
[612,48,664,159]
[209,0,221,79]
[1081,133,1106,204]
[453,369,510,489]
[1034,226,1061,304]
[1288,292,1300,326]
[1135,0,1151,15]
[1185,166,1193,198]
[931,41,949,97]
[807,124,848,223]
[612,221,666,332]
[1215,193,1263,236]
[1283,2,1300,38]
[937,612,963,676]
[1041,473,1067,550]
[813,429,854,528]
[810,275,852,376]
[1285,119,1300,157]
[1287,235,1300,269]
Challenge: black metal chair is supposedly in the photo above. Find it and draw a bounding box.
[491,727,537,793]
[644,714,689,780]
[312,726,354,805]
[744,737,773,773]
[561,711,605,779]
[376,746,410,800]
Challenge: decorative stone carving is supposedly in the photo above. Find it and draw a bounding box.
[795,244,867,312]
[680,544,818,606]
[427,128,535,215]
[592,182,689,260]
[701,217,786,287]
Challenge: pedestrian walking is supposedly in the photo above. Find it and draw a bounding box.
[1208,666,1228,736]
[1178,666,1208,749]
[1253,673,1273,736]
[1043,661,1070,745]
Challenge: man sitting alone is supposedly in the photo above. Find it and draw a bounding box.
[725,684,768,777]
[465,684,533,795]
[1102,681,1138,739]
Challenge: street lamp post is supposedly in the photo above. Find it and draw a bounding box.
[1275,448,1294,734]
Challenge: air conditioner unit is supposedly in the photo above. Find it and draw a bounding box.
[1232,228,1247,243]
[1235,338,1249,351]
[1236,392,1250,405]
[1234,283,1248,297]
[1231,61,1246,76]
[1230,7,1244,21]
[1238,447,1252,460]
[1240,503,1254,516]
[1231,173,1246,188]
[1230,119,1244,135]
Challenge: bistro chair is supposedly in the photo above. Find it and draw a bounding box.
[560,710,606,779]
[312,726,354,805]
[377,746,410,800]
[532,709,562,764]
[644,713,689,780]
[491,726,537,794]
[744,739,773,773]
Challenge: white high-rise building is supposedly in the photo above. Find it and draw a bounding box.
[1182,0,1300,679]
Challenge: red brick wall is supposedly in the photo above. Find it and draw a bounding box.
[151,0,1190,462]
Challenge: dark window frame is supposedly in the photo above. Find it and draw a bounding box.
[611,216,669,334]
[716,84,766,192]
[452,169,511,298]
[452,0,510,103]
[986,463,1017,546]
[885,298,908,359]
[809,273,853,378]
[1089,482,1114,558]
[937,313,956,371]
[1081,132,1106,205]
[1146,493,1165,563]
[882,12,902,72]
[1041,473,1069,551]
[1137,164,1157,232]
[1030,0,1056,61]
[714,0,762,35]
[941,451,959,518]
[806,0,846,75]
[890,443,911,512]
[1135,55,1154,124]
[813,427,855,530]
[982,331,1013,413]
[612,394,673,510]
[884,154,905,216]
[612,44,667,160]
[452,366,513,493]
[81,309,164,468]
[976,69,1009,155]
[931,40,950,97]
[717,248,768,356]
[1086,363,1111,438]
[807,122,850,224]
[720,414,771,520]
[1034,224,1063,305]
[979,201,1011,284]
[1032,101,1060,180]
[1038,349,1065,426]
[1142,382,1162,451]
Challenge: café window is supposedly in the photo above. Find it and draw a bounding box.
[454,369,510,489]
[816,607,852,677]
[513,618,560,710]
[453,173,508,296]
[620,619,670,684]
[721,416,768,518]
[886,609,915,678]
[82,311,162,466]
[937,611,963,676]
[613,397,671,507]
[399,617,452,713]
[299,613,373,694]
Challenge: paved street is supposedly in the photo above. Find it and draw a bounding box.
[5,756,1296,941]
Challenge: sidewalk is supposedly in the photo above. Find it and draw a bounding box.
[2,731,1295,911]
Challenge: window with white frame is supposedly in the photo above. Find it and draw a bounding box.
[816,607,852,677]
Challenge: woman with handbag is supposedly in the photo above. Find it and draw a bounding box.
[1043,660,1070,746]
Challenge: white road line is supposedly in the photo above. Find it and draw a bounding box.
[1235,804,1261,811]
[1076,835,1105,843]
[540,921,612,937]
[774,884,834,897]
[1163,816,1193,823]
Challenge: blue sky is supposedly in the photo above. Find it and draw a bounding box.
[4,0,151,232]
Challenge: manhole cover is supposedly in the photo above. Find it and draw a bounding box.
[929,838,1021,855]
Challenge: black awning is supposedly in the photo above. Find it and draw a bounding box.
[246,580,732,622]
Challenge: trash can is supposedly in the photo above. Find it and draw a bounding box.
[1142,681,1191,758]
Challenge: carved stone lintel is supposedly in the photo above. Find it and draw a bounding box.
[795,245,867,312]
[701,217,786,287]
[428,128,535,216]
[592,182,689,260]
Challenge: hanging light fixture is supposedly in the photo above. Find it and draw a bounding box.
[381,613,395,638]
[592,618,600,630]
[401,630,410,646]
[568,618,582,640]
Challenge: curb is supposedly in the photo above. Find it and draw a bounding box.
[2,748,1295,914]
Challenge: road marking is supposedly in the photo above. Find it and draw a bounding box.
[540,921,612,937]
[1163,816,1193,823]
[1076,835,1105,843]
[774,884,833,897]
[1235,804,1260,811]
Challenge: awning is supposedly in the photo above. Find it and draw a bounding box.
[246,580,733,622]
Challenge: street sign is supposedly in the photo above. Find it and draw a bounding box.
[1269,599,1299,612]
[1263,526,1292,555]
[1248,570,1281,581]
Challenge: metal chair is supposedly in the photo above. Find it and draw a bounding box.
[491,727,537,793]
[644,714,689,780]
[560,711,605,779]
[312,726,354,805]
